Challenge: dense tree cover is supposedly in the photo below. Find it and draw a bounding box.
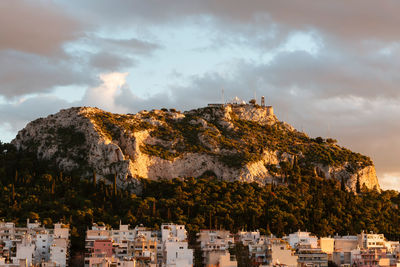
[0,140,399,259]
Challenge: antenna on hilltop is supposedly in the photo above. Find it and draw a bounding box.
[221,88,225,104]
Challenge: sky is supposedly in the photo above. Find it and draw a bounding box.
[0,0,399,190]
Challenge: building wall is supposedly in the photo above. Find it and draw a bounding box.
[15,242,34,266]
[270,243,298,267]
[285,231,318,249]
[320,238,334,254]
[35,233,52,263]
[164,240,193,266]
[93,240,113,257]
[334,236,358,252]
[50,239,68,267]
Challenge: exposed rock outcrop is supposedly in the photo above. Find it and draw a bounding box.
[12,105,380,192]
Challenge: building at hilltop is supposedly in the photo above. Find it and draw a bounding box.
[208,96,274,116]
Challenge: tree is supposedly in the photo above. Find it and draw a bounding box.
[93,171,97,187]
[356,176,361,194]
[341,177,346,192]
[113,174,117,197]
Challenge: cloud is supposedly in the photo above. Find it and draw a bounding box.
[81,72,129,112]
[0,0,82,56]
[89,52,136,71]
[61,0,400,43]
[0,50,92,98]
[380,173,400,191]
[0,95,70,136]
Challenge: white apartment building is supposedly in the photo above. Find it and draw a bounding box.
[268,238,298,267]
[163,237,193,267]
[85,223,193,267]
[283,230,318,249]
[197,230,235,267]
[358,231,385,249]
[0,220,69,267]
[237,231,260,246]
[247,235,269,264]
[15,235,34,266]
[161,224,187,243]
[204,250,237,267]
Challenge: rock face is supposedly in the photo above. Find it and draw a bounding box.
[12,105,380,191]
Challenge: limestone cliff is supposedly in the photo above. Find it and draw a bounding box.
[11,105,380,191]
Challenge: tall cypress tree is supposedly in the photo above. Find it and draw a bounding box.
[113,174,117,197]
[93,171,97,187]
[356,176,361,194]
[341,177,346,192]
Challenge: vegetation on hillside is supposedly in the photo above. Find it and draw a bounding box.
[0,140,398,260]
[85,108,372,171]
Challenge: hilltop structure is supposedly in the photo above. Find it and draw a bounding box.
[208,96,274,116]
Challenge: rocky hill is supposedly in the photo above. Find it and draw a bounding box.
[11,104,380,191]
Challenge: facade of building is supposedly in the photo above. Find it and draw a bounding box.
[0,220,69,267]
[84,223,193,267]
[296,244,328,267]
[268,238,298,267]
[284,231,318,249]
[197,230,236,267]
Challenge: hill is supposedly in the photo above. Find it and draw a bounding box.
[12,103,380,192]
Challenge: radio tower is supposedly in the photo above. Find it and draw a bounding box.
[221,88,225,104]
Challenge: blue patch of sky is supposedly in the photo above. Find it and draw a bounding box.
[52,85,87,103]
[0,124,15,143]
[279,31,322,55]
[57,21,322,104]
